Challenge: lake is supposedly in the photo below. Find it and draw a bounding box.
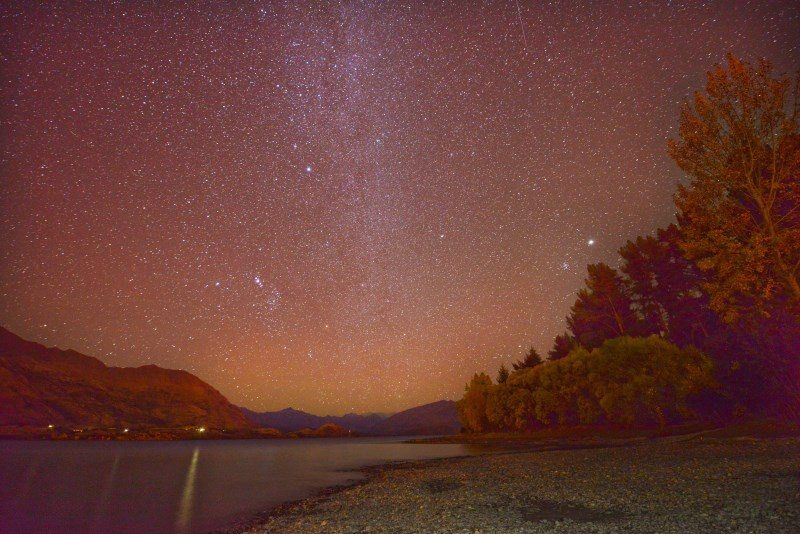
[0,437,471,533]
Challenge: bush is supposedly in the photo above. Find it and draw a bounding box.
[572,337,714,426]
[458,336,715,432]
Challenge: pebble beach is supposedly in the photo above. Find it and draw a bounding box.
[248,435,800,533]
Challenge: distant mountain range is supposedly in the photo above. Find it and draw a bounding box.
[242,400,460,436]
[240,406,387,433]
[0,326,461,437]
[370,400,461,436]
[0,327,250,429]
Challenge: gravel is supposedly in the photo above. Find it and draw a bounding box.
[247,436,800,533]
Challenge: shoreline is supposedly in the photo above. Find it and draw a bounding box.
[225,439,641,531]
[229,435,670,532]
[239,429,800,533]
[222,454,482,533]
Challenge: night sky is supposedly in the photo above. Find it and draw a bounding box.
[1,1,798,414]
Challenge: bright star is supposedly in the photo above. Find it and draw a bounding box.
[587,239,595,246]
[305,165,312,173]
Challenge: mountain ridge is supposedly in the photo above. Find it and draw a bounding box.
[242,399,460,436]
[1,326,461,437]
[0,326,250,430]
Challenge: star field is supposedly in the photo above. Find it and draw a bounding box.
[1,1,798,414]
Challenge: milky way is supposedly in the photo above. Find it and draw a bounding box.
[1,1,798,413]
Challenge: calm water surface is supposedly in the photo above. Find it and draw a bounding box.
[0,437,471,533]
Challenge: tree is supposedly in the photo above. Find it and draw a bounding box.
[512,347,543,370]
[566,263,644,349]
[669,54,800,322]
[533,336,715,428]
[581,336,715,427]
[548,332,575,361]
[456,373,493,433]
[618,224,718,346]
[497,365,510,383]
[616,223,800,418]
[485,380,535,431]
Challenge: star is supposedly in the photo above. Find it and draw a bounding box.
[3,1,795,415]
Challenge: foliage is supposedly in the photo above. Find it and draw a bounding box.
[548,332,575,361]
[619,225,703,339]
[512,347,543,370]
[579,337,714,426]
[497,365,509,384]
[458,337,715,432]
[456,373,493,433]
[485,380,536,431]
[618,224,724,346]
[461,55,800,429]
[669,54,800,322]
[566,263,646,349]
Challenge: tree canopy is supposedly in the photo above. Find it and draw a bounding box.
[566,263,645,349]
[462,55,800,430]
[512,347,543,370]
[670,55,800,322]
[458,337,715,432]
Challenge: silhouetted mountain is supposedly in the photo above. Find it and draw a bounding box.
[241,406,384,433]
[371,400,460,436]
[0,327,250,429]
[244,400,460,436]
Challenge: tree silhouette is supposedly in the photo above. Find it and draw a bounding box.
[548,333,575,361]
[618,224,714,346]
[512,346,543,370]
[566,263,643,349]
[497,365,510,383]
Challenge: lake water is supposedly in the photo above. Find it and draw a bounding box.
[0,437,471,533]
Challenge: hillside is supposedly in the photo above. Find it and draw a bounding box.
[0,327,250,430]
[240,406,385,433]
[371,400,460,436]
[244,400,460,436]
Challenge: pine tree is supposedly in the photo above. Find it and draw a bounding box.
[566,263,644,350]
[497,365,510,383]
[512,346,543,371]
[548,333,575,361]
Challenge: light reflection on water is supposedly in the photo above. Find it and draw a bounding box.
[175,447,199,533]
[0,437,471,533]
[92,452,121,531]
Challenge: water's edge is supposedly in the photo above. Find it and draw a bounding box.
[0,436,475,533]
[219,453,481,533]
